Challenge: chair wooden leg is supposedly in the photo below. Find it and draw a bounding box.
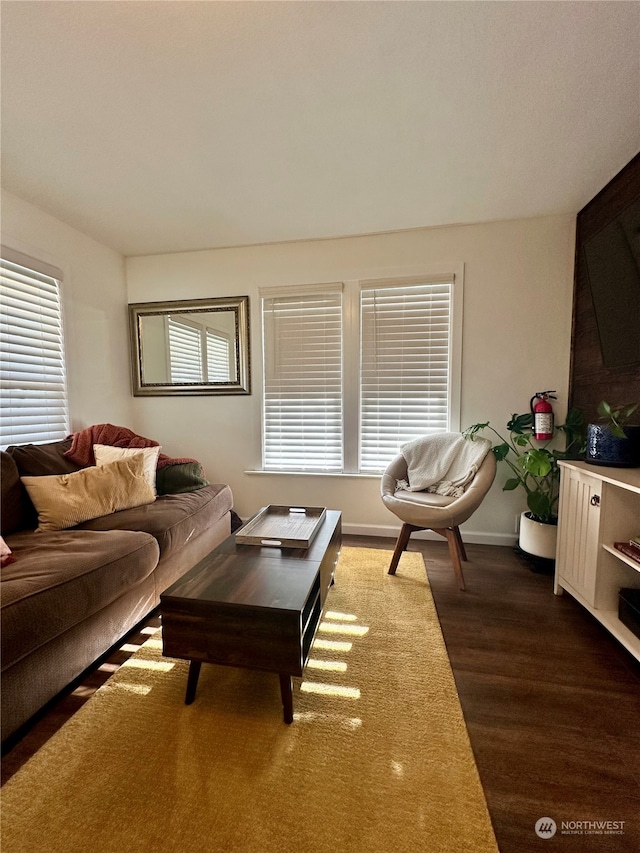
[452,525,467,562]
[390,524,467,589]
[432,526,467,590]
[388,523,415,575]
[444,528,466,591]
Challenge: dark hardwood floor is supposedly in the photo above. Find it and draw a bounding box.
[370,536,640,853]
[2,536,639,852]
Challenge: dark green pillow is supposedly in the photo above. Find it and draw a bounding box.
[156,462,209,495]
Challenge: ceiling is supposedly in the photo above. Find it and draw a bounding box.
[1,1,639,257]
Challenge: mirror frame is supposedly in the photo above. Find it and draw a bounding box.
[128,296,251,396]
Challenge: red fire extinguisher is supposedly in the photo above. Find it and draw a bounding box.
[530,391,556,440]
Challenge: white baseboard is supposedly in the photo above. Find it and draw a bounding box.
[342,522,517,548]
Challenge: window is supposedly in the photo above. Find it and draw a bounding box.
[167,315,234,384]
[0,250,69,449]
[262,288,343,471]
[359,281,451,471]
[168,317,203,382]
[206,330,231,382]
[261,273,460,473]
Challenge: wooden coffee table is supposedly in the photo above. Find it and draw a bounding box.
[160,509,341,723]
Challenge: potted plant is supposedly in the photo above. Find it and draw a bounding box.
[463,408,584,560]
[585,401,640,468]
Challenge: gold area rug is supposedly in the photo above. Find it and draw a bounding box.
[1,547,498,853]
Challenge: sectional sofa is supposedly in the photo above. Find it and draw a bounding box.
[1,437,233,743]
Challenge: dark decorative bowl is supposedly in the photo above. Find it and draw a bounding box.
[585,424,640,468]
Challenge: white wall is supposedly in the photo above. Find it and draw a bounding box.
[127,214,576,544]
[1,190,132,430]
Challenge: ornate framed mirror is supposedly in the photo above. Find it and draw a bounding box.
[128,296,250,396]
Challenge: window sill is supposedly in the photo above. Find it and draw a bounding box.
[244,469,382,479]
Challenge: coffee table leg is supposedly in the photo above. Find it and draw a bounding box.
[279,673,294,724]
[185,660,202,705]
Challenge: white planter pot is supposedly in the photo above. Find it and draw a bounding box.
[519,511,557,561]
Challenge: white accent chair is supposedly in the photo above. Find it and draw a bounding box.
[380,446,496,590]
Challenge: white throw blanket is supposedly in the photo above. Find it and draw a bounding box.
[396,432,492,497]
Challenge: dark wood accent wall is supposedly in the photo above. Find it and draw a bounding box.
[569,152,640,421]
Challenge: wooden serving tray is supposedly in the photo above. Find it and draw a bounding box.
[236,505,327,548]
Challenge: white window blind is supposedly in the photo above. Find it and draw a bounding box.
[0,257,69,448]
[168,317,203,382]
[262,289,343,471]
[206,330,231,382]
[359,280,452,472]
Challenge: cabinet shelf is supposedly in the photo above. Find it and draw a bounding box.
[555,461,640,662]
[558,580,640,660]
[602,543,640,573]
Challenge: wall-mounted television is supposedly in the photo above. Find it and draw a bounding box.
[583,197,640,368]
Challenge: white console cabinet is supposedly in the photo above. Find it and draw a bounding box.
[555,460,640,661]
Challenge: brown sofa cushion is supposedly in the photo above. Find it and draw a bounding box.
[1,529,159,671]
[1,452,32,535]
[6,439,81,477]
[76,483,233,560]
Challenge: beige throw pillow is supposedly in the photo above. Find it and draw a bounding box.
[93,443,160,494]
[21,453,156,532]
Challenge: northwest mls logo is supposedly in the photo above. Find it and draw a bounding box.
[535,817,625,838]
[535,817,557,839]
